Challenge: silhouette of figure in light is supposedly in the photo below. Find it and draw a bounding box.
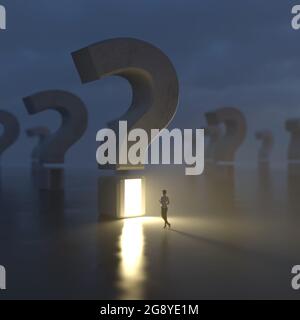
[160,190,171,229]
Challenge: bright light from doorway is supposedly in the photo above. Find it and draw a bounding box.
[124,179,143,217]
[119,218,146,299]
[120,219,144,279]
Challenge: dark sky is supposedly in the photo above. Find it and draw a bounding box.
[0,0,299,168]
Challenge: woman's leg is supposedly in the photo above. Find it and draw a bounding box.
[165,208,171,228]
[167,220,171,228]
[161,208,168,228]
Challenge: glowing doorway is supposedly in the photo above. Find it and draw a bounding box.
[120,177,145,218]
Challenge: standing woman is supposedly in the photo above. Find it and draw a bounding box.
[160,190,171,229]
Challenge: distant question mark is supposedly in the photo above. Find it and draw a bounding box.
[0,110,20,160]
[26,126,50,162]
[23,90,88,165]
[205,107,246,164]
[23,90,88,190]
[72,37,179,170]
[255,130,274,163]
[285,119,300,162]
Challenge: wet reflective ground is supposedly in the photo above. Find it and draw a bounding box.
[1,165,300,299]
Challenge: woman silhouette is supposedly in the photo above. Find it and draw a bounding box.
[159,190,171,229]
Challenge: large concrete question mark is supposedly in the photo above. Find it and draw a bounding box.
[72,37,179,170]
[205,107,247,163]
[26,126,50,162]
[23,90,88,164]
[285,119,300,162]
[255,130,274,163]
[23,90,88,190]
[0,110,20,160]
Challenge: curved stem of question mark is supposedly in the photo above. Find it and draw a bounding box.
[72,37,179,170]
[26,126,50,161]
[255,130,274,163]
[23,90,88,165]
[205,107,247,164]
[0,110,20,160]
[286,119,300,162]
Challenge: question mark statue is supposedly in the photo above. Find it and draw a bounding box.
[205,106,246,191]
[205,107,246,165]
[23,90,88,190]
[72,38,179,218]
[255,130,274,164]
